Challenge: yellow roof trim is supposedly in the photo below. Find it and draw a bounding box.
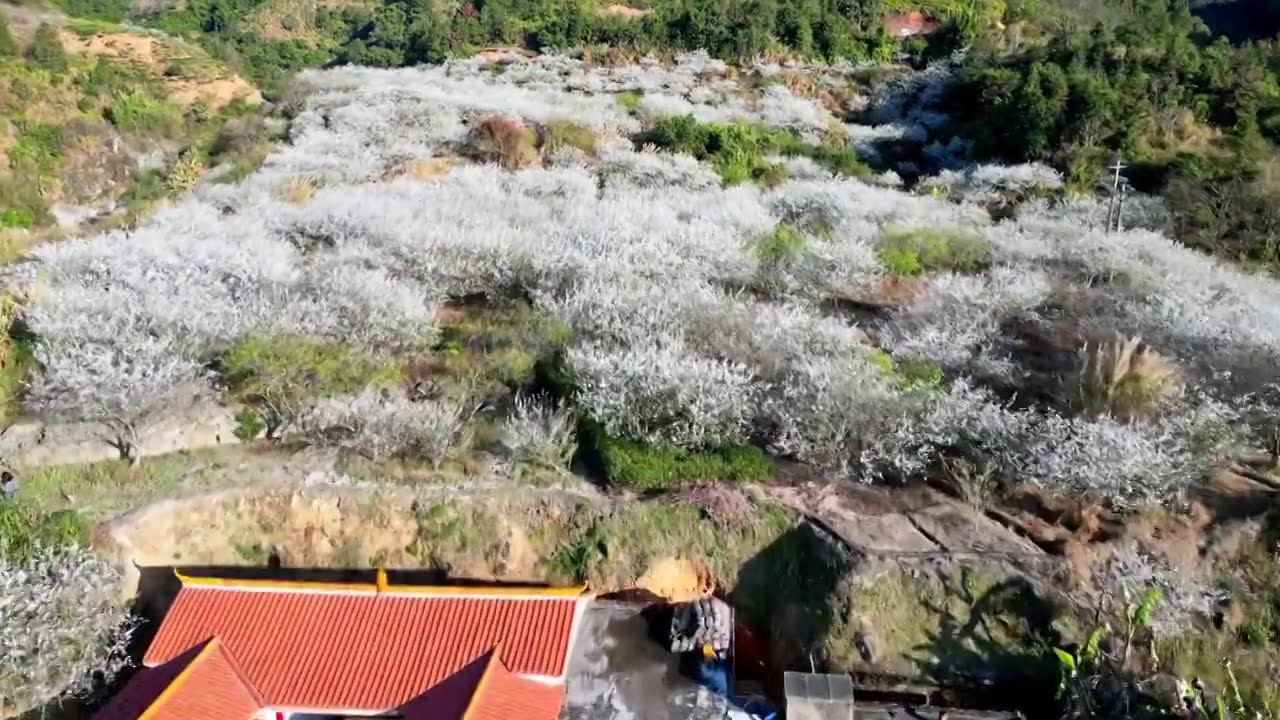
[173,569,587,598]
[386,583,588,598]
[137,638,220,720]
[461,644,503,720]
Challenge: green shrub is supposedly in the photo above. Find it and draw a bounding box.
[616,91,642,111]
[8,122,63,173]
[0,506,88,561]
[80,58,159,101]
[0,175,51,229]
[648,115,869,186]
[805,141,871,179]
[581,420,775,489]
[867,348,895,376]
[220,334,403,433]
[434,303,572,393]
[753,223,806,263]
[0,297,34,418]
[895,354,944,391]
[1240,620,1270,648]
[166,148,205,193]
[232,407,266,441]
[757,161,789,188]
[0,13,16,57]
[876,239,924,276]
[875,226,992,276]
[281,15,300,31]
[0,209,33,229]
[27,23,67,73]
[540,119,597,156]
[106,90,180,134]
[114,167,173,224]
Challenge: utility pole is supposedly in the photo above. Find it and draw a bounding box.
[1115,179,1129,233]
[1106,155,1127,233]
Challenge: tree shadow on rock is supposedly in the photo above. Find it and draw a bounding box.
[906,567,1059,713]
[732,522,857,694]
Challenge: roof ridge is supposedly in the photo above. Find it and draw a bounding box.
[135,638,219,720]
[460,644,504,720]
[173,570,587,598]
[211,638,266,708]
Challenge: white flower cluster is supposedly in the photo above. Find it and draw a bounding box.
[0,545,137,713]
[17,57,1280,505]
[298,388,472,462]
[920,162,1064,204]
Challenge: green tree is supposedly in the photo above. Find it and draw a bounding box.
[28,23,68,73]
[0,13,16,58]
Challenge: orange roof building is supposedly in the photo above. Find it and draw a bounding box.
[95,572,591,720]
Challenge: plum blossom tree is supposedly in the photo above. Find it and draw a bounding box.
[0,545,136,714]
[12,55,1280,507]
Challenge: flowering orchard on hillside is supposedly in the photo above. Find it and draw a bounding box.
[13,53,1280,506]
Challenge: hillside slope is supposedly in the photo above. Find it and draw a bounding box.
[0,4,261,249]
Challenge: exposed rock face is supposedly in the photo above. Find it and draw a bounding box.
[55,120,137,208]
[761,480,1045,558]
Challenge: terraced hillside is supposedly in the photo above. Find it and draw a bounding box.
[6,51,1280,719]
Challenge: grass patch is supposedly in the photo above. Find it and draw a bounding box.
[406,499,506,568]
[0,505,87,561]
[429,302,572,395]
[220,334,403,434]
[0,296,34,422]
[647,114,870,186]
[753,222,807,263]
[9,448,260,520]
[875,225,992,276]
[1160,629,1280,710]
[616,91,642,111]
[580,420,775,489]
[105,89,180,134]
[1153,532,1280,709]
[8,122,63,174]
[540,119,597,157]
[63,17,129,36]
[1,209,34,229]
[895,353,944,391]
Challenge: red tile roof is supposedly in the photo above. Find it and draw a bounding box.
[463,648,567,720]
[96,638,262,720]
[397,646,567,720]
[139,574,586,713]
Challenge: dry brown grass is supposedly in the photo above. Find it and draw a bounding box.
[407,157,454,180]
[467,115,538,170]
[379,156,455,182]
[0,230,36,266]
[1077,335,1184,421]
[279,175,319,204]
